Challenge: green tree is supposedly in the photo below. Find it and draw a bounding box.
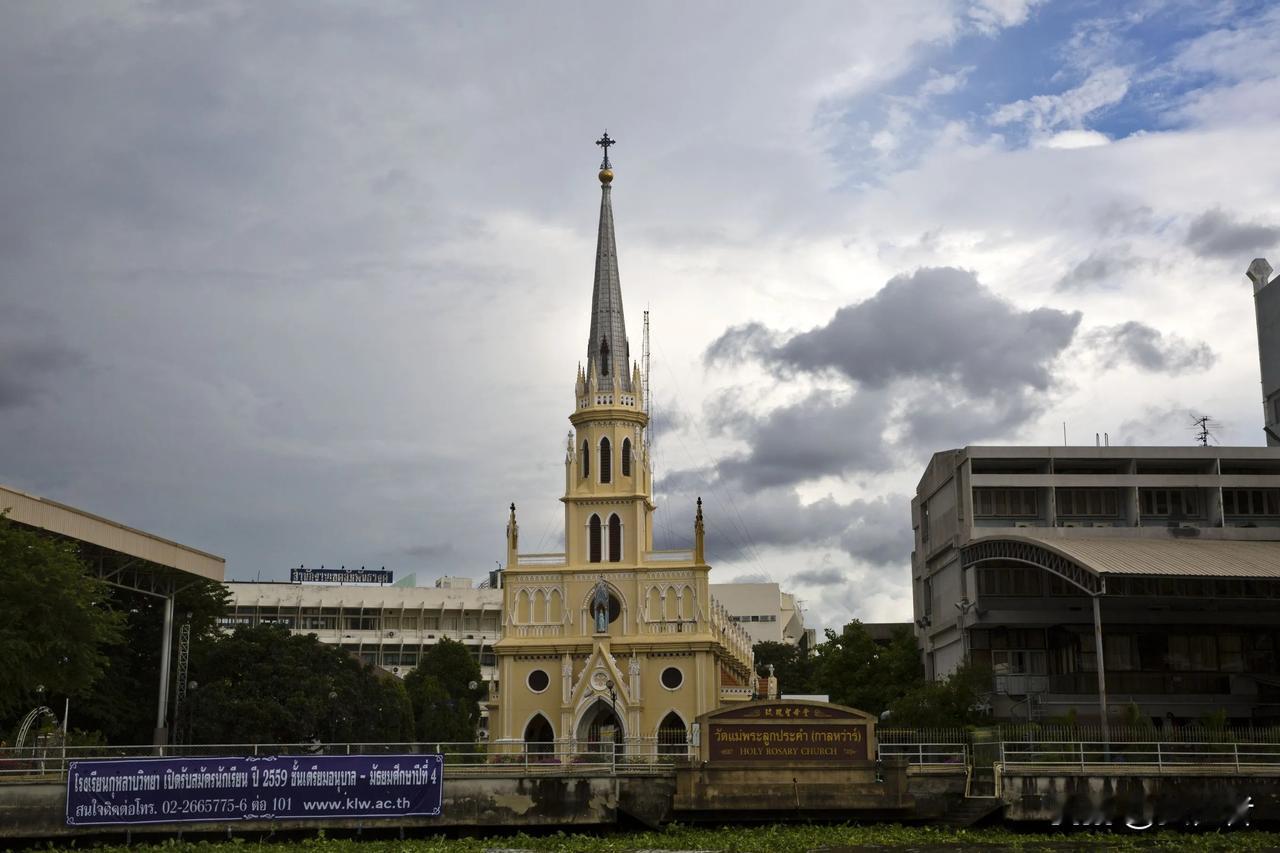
[187,624,412,744]
[810,621,924,715]
[884,661,991,727]
[404,638,483,743]
[0,514,125,719]
[752,641,814,696]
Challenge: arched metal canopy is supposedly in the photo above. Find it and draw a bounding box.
[960,537,1104,595]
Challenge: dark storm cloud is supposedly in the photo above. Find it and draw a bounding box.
[656,487,912,569]
[710,390,894,489]
[693,267,1083,491]
[1186,209,1280,259]
[0,336,85,410]
[1056,246,1142,291]
[899,390,1041,451]
[709,267,1081,396]
[791,566,846,586]
[1086,321,1215,373]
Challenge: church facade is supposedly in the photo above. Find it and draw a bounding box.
[487,137,755,754]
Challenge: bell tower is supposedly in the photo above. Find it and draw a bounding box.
[564,131,654,567]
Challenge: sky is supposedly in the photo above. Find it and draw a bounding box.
[3,1,1280,632]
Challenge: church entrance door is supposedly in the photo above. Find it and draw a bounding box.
[576,700,624,762]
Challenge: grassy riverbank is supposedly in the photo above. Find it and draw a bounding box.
[23,824,1280,852]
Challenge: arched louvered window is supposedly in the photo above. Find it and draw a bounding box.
[588,514,602,563]
[599,437,611,484]
[621,438,632,477]
[608,514,622,562]
[599,337,610,376]
[581,440,590,479]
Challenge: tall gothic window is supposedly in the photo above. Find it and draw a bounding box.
[599,337,610,376]
[589,514,602,563]
[608,514,622,562]
[621,438,632,477]
[581,440,590,479]
[599,437,611,484]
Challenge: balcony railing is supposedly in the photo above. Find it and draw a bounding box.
[643,549,695,562]
[516,552,566,566]
[1044,672,1232,695]
[512,624,564,638]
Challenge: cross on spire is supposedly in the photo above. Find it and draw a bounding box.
[596,131,616,169]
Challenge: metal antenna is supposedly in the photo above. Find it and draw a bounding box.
[643,309,651,420]
[1190,414,1218,447]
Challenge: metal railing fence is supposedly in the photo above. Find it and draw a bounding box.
[1001,740,1280,770]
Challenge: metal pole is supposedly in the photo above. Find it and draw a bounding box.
[1091,594,1109,748]
[154,593,175,750]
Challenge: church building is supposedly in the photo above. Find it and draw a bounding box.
[488,135,756,755]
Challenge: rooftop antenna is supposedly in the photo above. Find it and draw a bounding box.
[1190,414,1218,447]
[643,307,652,460]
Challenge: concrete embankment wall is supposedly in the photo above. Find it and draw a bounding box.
[1002,770,1280,826]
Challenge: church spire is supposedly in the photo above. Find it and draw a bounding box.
[586,131,631,392]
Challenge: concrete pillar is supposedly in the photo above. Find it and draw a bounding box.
[153,593,175,750]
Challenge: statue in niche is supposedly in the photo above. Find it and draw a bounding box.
[591,577,611,634]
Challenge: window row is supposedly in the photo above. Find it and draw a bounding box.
[216,612,500,632]
[1223,488,1280,516]
[579,437,634,483]
[973,486,1280,520]
[974,488,1038,517]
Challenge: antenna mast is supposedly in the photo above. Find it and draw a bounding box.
[643,308,651,422]
[1191,414,1217,447]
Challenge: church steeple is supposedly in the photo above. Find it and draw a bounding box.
[586,131,631,392]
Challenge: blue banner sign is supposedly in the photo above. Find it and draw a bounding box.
[66,754,442,826]
[290,568,392,584]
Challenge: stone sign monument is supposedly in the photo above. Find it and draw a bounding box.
[703,700,873,763]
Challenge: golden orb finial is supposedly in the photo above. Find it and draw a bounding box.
[599,168,614,184]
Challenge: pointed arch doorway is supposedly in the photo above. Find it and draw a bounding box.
[576,699,624,761]
[523,713,555,756]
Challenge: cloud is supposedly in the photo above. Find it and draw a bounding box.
[990,66,1131,133]
[1056,246,1142,291]
[791,566,847,586]
[967,0,1045,35]
[0,331,85,410]
[1038,129,1111,149]
[660,488,913,569]
[1186,209,1280,260]
[710,390,895,489]
[1086,322,1216,373]
[721,267,1081,396]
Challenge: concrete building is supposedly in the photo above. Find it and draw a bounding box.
[223,577,502,682]
[1250,258,1280,445]
[911,445,1280,723]
[487,139,754,755]
[710,582,811,649]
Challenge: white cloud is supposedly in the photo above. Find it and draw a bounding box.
[990,66,1132,132]
[1038,129,1112,149]
[967,0,1045,35]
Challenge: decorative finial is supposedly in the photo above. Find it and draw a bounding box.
[596,131,616,183]
[510,502,516,514]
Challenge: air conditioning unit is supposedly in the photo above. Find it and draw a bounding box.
[477,729,490,741]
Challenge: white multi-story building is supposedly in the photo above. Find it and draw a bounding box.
[222,576,503,682]
[710,582,811,649]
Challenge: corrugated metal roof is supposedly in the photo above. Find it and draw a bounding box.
[1017,535,1280,578]
[0,483,224,581]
